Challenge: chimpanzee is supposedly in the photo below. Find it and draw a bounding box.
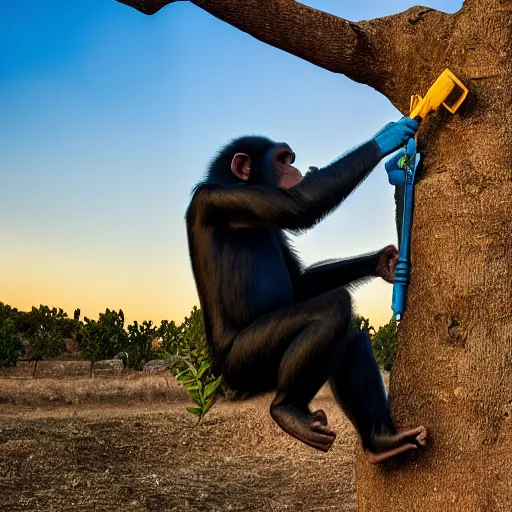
[186,118,427,463]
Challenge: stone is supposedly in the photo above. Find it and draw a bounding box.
[113,352,129,367]
[92,359,124,377]
[143,359,170,374]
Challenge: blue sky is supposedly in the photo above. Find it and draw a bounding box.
[0,0,463,327]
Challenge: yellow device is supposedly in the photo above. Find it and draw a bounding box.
[409,69,468,120]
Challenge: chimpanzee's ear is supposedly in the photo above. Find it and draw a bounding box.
[231,153,251,181]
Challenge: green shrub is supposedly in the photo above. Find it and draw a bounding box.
[0,319,23,367]
[125,320,158,370]
[164,307,222,421]
[174,360,222,421]
[16,305,78,340]
[175,306,210,361]
[158,319,180,354]
[0,303,18,324]
[14,305,80,360]
[351,315,376,336]
[28,328,66,360]
[372,318,398,371]
[76,309,128,362]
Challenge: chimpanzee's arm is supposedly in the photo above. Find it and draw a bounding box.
[295,253,380,301]
[191,141,382,231]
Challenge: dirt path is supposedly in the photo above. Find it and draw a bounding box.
[0,379,358,511]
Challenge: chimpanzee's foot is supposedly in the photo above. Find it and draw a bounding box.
[311,409,328,426]
[271,404,336,452]
[365,425,427,464]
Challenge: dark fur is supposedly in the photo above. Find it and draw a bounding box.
[186,135,397,451]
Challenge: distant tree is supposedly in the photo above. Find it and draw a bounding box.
[0,318,23,367]
[351,315,376,337]
[15,305,78,360]
[125,320,158,369]
[372,318,398,371]
[76,308,128,362]
[158,319,180,353]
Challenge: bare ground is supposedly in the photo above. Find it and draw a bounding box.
[0,375,360,512]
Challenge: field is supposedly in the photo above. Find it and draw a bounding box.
[0,374,361,511]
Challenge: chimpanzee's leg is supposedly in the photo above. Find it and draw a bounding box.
[223,288,427,458]
[330,331,427,463]
[223,287,353,452]
[330,331,394,443]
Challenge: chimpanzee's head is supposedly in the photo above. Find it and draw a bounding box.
[204,135,303,190]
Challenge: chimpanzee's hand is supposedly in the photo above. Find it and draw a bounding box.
[375,245,398,283]
[374,118,418,157]
[384,138,417,185]
[385,150,407,186]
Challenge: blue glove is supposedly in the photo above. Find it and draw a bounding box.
[384,138,417,186]
[374,118,418,157]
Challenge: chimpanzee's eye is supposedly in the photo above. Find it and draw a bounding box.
[278,151,289,163]
[276,147,295,165]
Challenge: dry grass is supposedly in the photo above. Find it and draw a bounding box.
[0,372,391,510]
[0,373,188,406]
[0,386,358,511]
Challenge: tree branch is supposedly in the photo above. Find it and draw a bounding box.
[115,1,453,110]
[190,1,390,91]
[116,0,179,15]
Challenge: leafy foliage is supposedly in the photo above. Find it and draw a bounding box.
[174,360,223,421]
[0,303,18,325]
[0,317,24,367]
[0,301,223,419]
[76,309,128,362]
[372,318,398,371]
[351,315,376,337]
[125,320,159,370]
[16,305,79,360]
[163,307,222,421]
[16,305,78,340]
[177,306,209,359]
[28,328,66,361]
[158,319,180,353]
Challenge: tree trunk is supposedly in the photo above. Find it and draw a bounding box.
[117,1,512,509]
[357,2,512,510]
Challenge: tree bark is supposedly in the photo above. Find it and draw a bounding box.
[357,2,512,510]
[117,1,512,509]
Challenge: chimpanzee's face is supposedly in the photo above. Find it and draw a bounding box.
[274,146,303,189]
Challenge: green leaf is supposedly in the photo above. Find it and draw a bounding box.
[184,383,200,391]
[189,391,203,406]
[201,399,214,417]
[196,360,210,379]
[203,376,222,400]
[186,407,203,417]
[174,368,190,380]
